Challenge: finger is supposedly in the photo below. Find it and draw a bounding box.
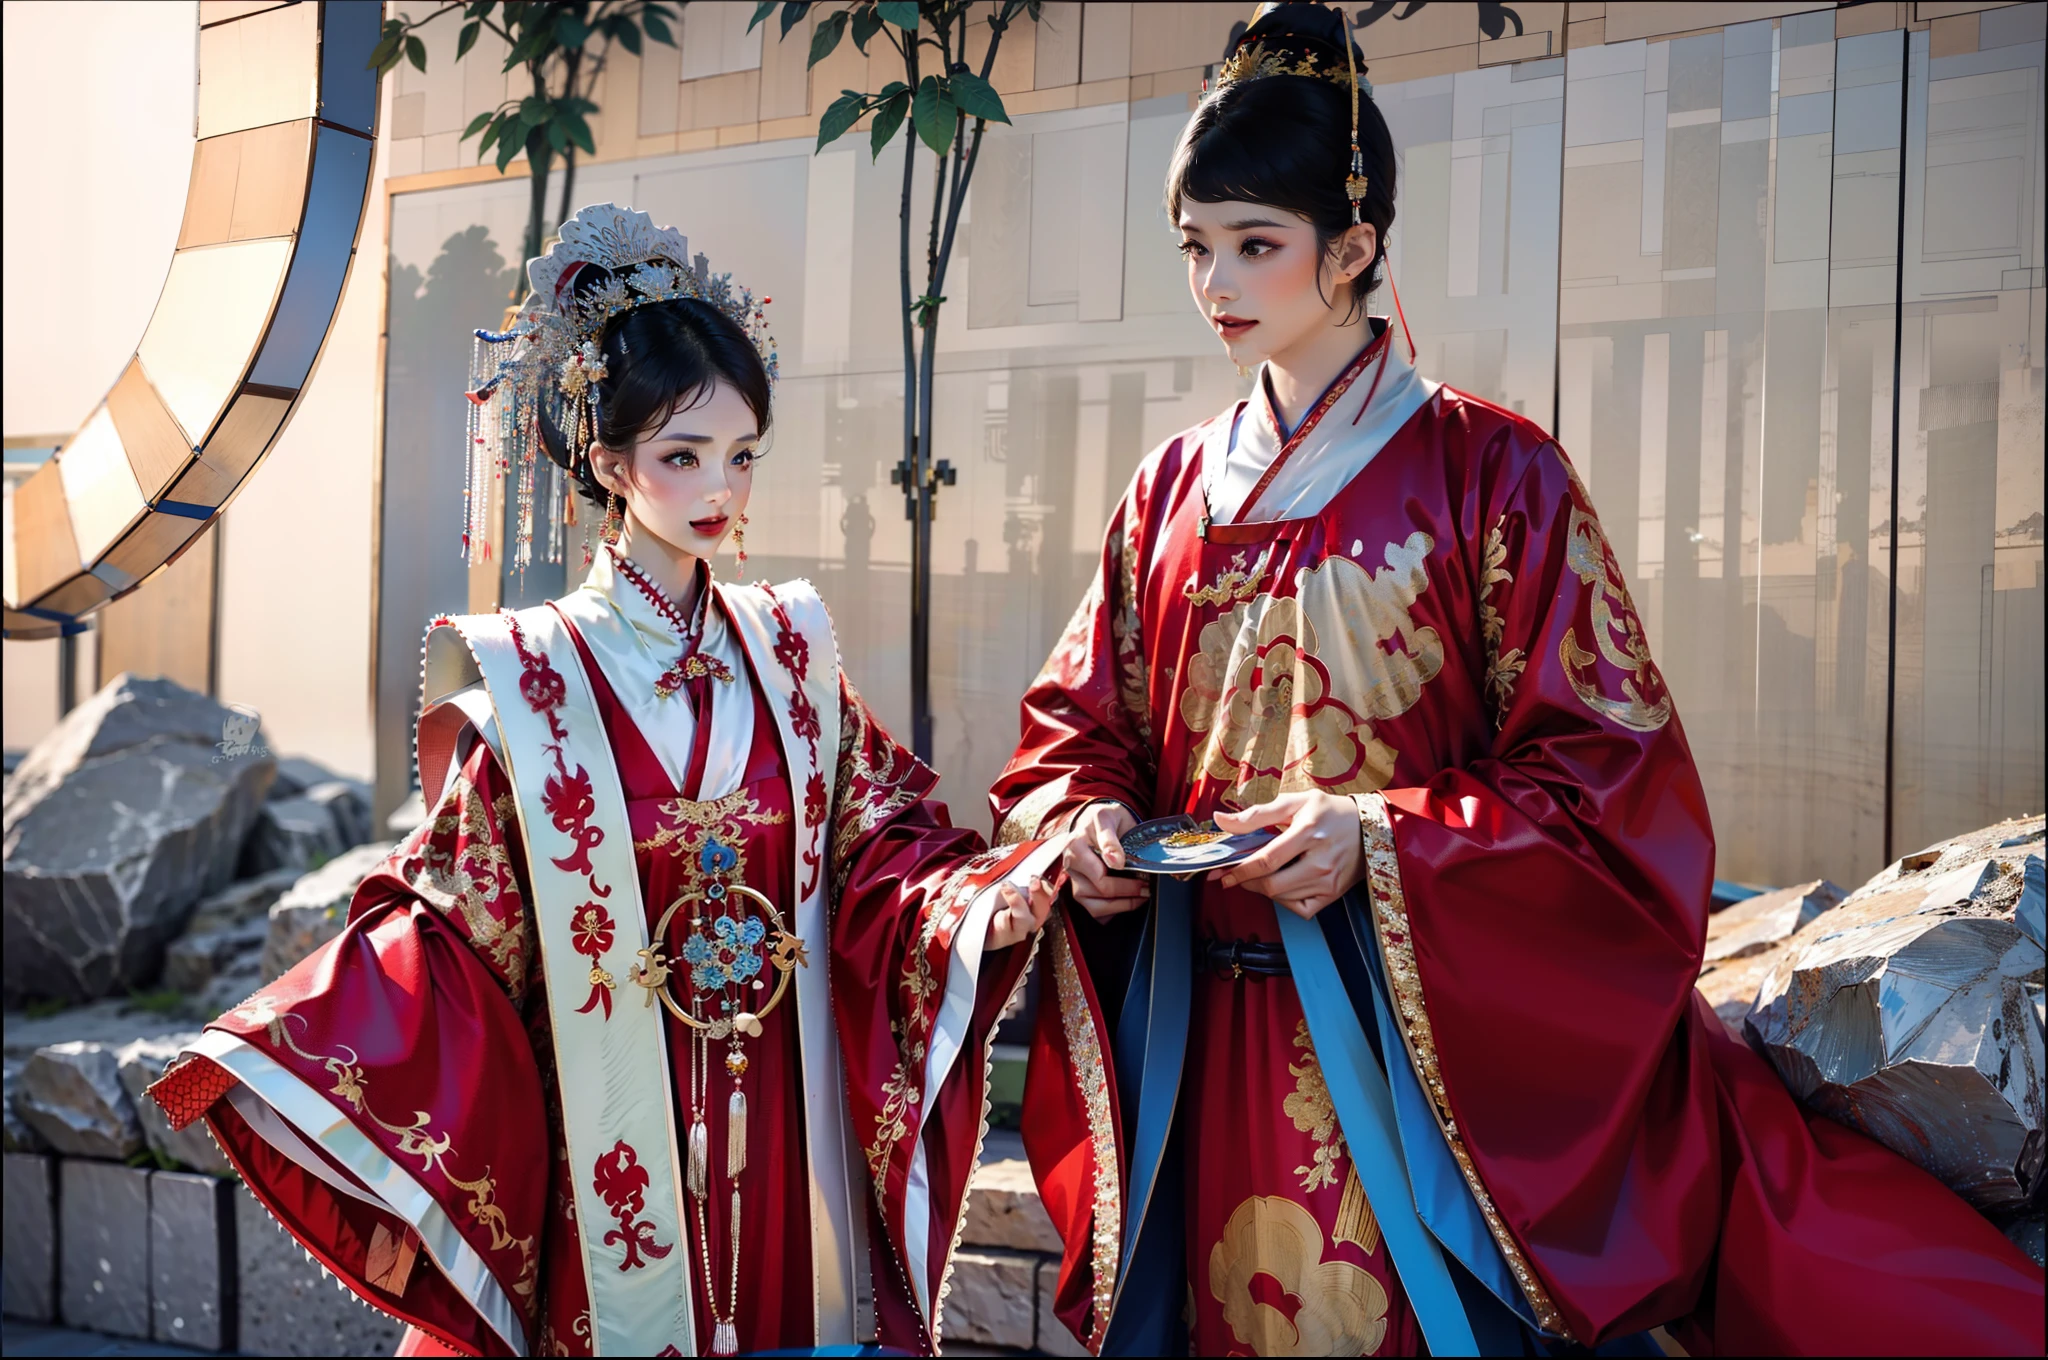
[1092,814,1127,870]
[1218,819,1317,889]
[1240,859,1327,905]
[1214,795,1301,833]
[1076,889,1146,921]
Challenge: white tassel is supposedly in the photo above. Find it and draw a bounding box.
[688,1118,709,1199]
[726,1089,747,1177]
[711,1319,738,1355]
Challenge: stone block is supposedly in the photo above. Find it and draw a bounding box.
[3,1153,57,1321]
[4,1057,49,1152]
[235,1185,404,1357]
[59,1158,152,1339]
[1703,879,1844,962]
[151,1170,234,1350]
[118,1034,229,1175]
[238,797,347,878]
[163,916,270,994]
[187,868,303,934]
[19,1041,144,1160]
[304,780,375,850]
[941,1247,1038,1350]
[1036,1258,1092,1357]
[261,843,393,982]
[964,1155,1064,1255]
[269,756,341,799]
[3,999,195,1062]
[4,675,276,1003]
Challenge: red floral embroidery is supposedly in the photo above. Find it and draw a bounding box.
[571,904,617,1017]
[591,1140,672,1271]
[772,615,810,681]
[766,588,829,899]
[543,764,605,880]
[789,688,821,745]
[508,612,569,742]
[802,771,828,897]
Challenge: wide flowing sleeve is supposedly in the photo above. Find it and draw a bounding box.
[988,457,1168,844]
[148,741,544,1357]
[826,672,1062,1350]
[1361,439,2042,1352]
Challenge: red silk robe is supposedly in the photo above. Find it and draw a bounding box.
[151,567,1052,1357]
[996,335,2045,1356]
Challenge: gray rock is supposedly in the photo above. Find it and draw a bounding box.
[384,790,426,839]
[270,756,340,799]
[18,1041,144,1160]
[151,1171,234,1350]
[3,999,199,1062]
[261,842,394,983]
[1747,815,2046,1216]
[1703,879,1845,963]
[3,1153,57,1321]
[235,1185,405,1357]
[163,915,270,994]
[1036,1258,1091,1358]
[4,1056,49,1152]
[3,675,276,1003]
[117,1033,229,1175]
[59,1158,152,1338]
[305,780,375,850]
[238,797,347,879]
[200,956,266,1019]
[941,1247,1039,1350]
[188,868,302,934]
[963,1155,1063,1255]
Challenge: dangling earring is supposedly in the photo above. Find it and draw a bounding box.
[601,491,623,547]
[733,512,748,580]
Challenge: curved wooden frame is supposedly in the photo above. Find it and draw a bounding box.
[2,0,380,640]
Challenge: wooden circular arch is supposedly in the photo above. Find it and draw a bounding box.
[3,0,380,640]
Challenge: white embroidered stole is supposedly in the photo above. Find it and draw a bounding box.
[422,607,694,1356]
[713,580,872,1344]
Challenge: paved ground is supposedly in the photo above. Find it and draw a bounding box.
[0,1321,218,1357]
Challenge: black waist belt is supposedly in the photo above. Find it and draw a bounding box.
[1201,937,1291,980]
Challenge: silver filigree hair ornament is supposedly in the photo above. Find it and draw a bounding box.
[462,203,780,577]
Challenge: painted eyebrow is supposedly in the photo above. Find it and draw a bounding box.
[649,431,761,445]
[1223,216,1287,231]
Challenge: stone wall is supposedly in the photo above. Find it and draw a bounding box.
[1,1133,1080,1356]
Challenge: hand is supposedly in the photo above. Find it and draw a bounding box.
[985,868,1060,951]
[1212,792,1365,920]
[1062,801,1151,921]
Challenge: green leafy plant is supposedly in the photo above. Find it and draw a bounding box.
[370,2,683,272]
[127,987,194,1018]
[754,0,1041,757]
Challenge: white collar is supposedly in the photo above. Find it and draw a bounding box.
[1205,319,1438,525]
[551,545,754,796]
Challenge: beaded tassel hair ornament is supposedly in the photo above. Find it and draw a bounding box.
[463,203,778,577]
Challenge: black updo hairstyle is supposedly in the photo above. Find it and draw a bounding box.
[538,261,774,507]
[1166,2,1397,322]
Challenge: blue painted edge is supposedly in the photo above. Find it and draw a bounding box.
[154,499,214,520]
[1278,902,1482,1357]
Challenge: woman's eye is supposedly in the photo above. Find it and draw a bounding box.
[1177,240,1206,258]
[662,450,698,468]
[1241,237,1277,258]
[730,449,757,468]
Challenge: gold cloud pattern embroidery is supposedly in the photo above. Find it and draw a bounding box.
[1181,533,1443,806]
[1209,1195,1390,1356]
[1559,504,1671,733]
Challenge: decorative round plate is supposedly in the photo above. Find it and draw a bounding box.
[1118,815,1279,875]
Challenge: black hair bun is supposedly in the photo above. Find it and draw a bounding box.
[1236,2,1364,70]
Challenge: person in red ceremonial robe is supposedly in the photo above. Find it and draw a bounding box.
[148,204,1069,1358]
[992,6,2044,1357]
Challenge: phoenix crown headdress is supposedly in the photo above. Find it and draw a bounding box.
[462,203,778,574]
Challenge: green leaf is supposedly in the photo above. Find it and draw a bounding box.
[546,117,569,152]
[456,19,481,60]
[948,70,1008,124]
[495,131,523,173]
[465,1,497,17]
[366,31,400,72]
[850,4,882,52]
[615,20,642,55]
[641,12,674,46]
[405,34,428,72]
[876,79,908,98]
[560,108,597,155]
[553,12,589,48]
[748,1,777,32]
[780,2,815,39]
[816,89,864,151]
[519,95,553,125]
[912,74,956,156]
[477,114,504,153]
[463,109,494,138]
[870,87,909,158]
[876,1,919,31]
[808,9,848,68]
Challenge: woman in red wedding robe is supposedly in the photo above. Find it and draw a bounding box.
[149,205,1066,1358]
[994,6,2043,1357]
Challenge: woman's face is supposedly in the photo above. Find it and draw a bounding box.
[588,378,759,563]
[1177,198,1375,368]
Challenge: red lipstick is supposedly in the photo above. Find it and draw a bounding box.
[1212,313,1257,340]
[690,514,730,536]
